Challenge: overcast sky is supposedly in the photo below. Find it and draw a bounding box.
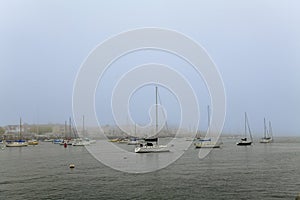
[0,0,299,136]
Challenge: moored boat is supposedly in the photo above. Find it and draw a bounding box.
[237,112,253,146]
[6,118,28,147]
[135,138,169,153]
[260,119,273,143]
[6,140,28,147]
[134,87,169,153]
[194,105,221,148]
[194,138,221,148]
[28,139,39,145]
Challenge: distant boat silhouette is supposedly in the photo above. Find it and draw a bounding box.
[260,119,273,143]
[237,112,253,146]
[194,105,221,148]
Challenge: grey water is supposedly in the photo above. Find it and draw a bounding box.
[1,137,300,200]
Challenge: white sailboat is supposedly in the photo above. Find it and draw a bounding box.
[6,118,28,147]
[135,138,169,153]
[260,119,273,143]
[72,116,95,146]
[194,105,221,148]
[236,112,253,146]
[134,86,170,153]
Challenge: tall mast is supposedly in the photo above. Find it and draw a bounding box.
[69,117,72,139]
[19,117,22,139]
[155,86,158,134]
[36,123,39,135]
[82,115,85,136]
[264,118,266,138]
[269,121,273,138]
[244,112,247,138]
[64,120,67,139]
[207,105,210,128]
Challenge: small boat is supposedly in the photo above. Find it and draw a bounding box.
[53,139,64,144]
[72,138,90,146]
[194,138,221,148]
[6,118,28,147]
[128,125,142,145]
[118,138,129,143]
[236,137,252,146]
[127,138,140,145]
[59,139,73,145]
[194,105,221,148]
[108,138,120,142]
[28,139,39,145]
[237,112,253,146]
[260,119,273,143]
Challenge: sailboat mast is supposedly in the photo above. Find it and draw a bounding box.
[269,121,273,138]
[155,86,158,134]
[207,105,210,128]
[69,117,72,139]
[82,115,85,136]
[64,120,67,139]
[19,117,22,139]
[264,118,266,138]
[244,112,247,137]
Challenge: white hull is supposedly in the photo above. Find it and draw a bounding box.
[194,142,220,148]
[135,145,169,153]
[72,142,90,146]
[72,139,90,146]
[127,141,140,145]
[259,138,273,143]
[6,142,28,147]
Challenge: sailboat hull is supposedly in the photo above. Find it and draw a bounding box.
[194,141,221,148]
[236,141,252,146]
[6,142,28,147]
[195,143,221,148]
[135,145,169,153]
[259,138,273,143]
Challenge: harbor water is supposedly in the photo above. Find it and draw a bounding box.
[1,137,300,199]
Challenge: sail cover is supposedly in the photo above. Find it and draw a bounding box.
[144,138,158,142]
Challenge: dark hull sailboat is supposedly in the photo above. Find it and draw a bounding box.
[237,113,253,146]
